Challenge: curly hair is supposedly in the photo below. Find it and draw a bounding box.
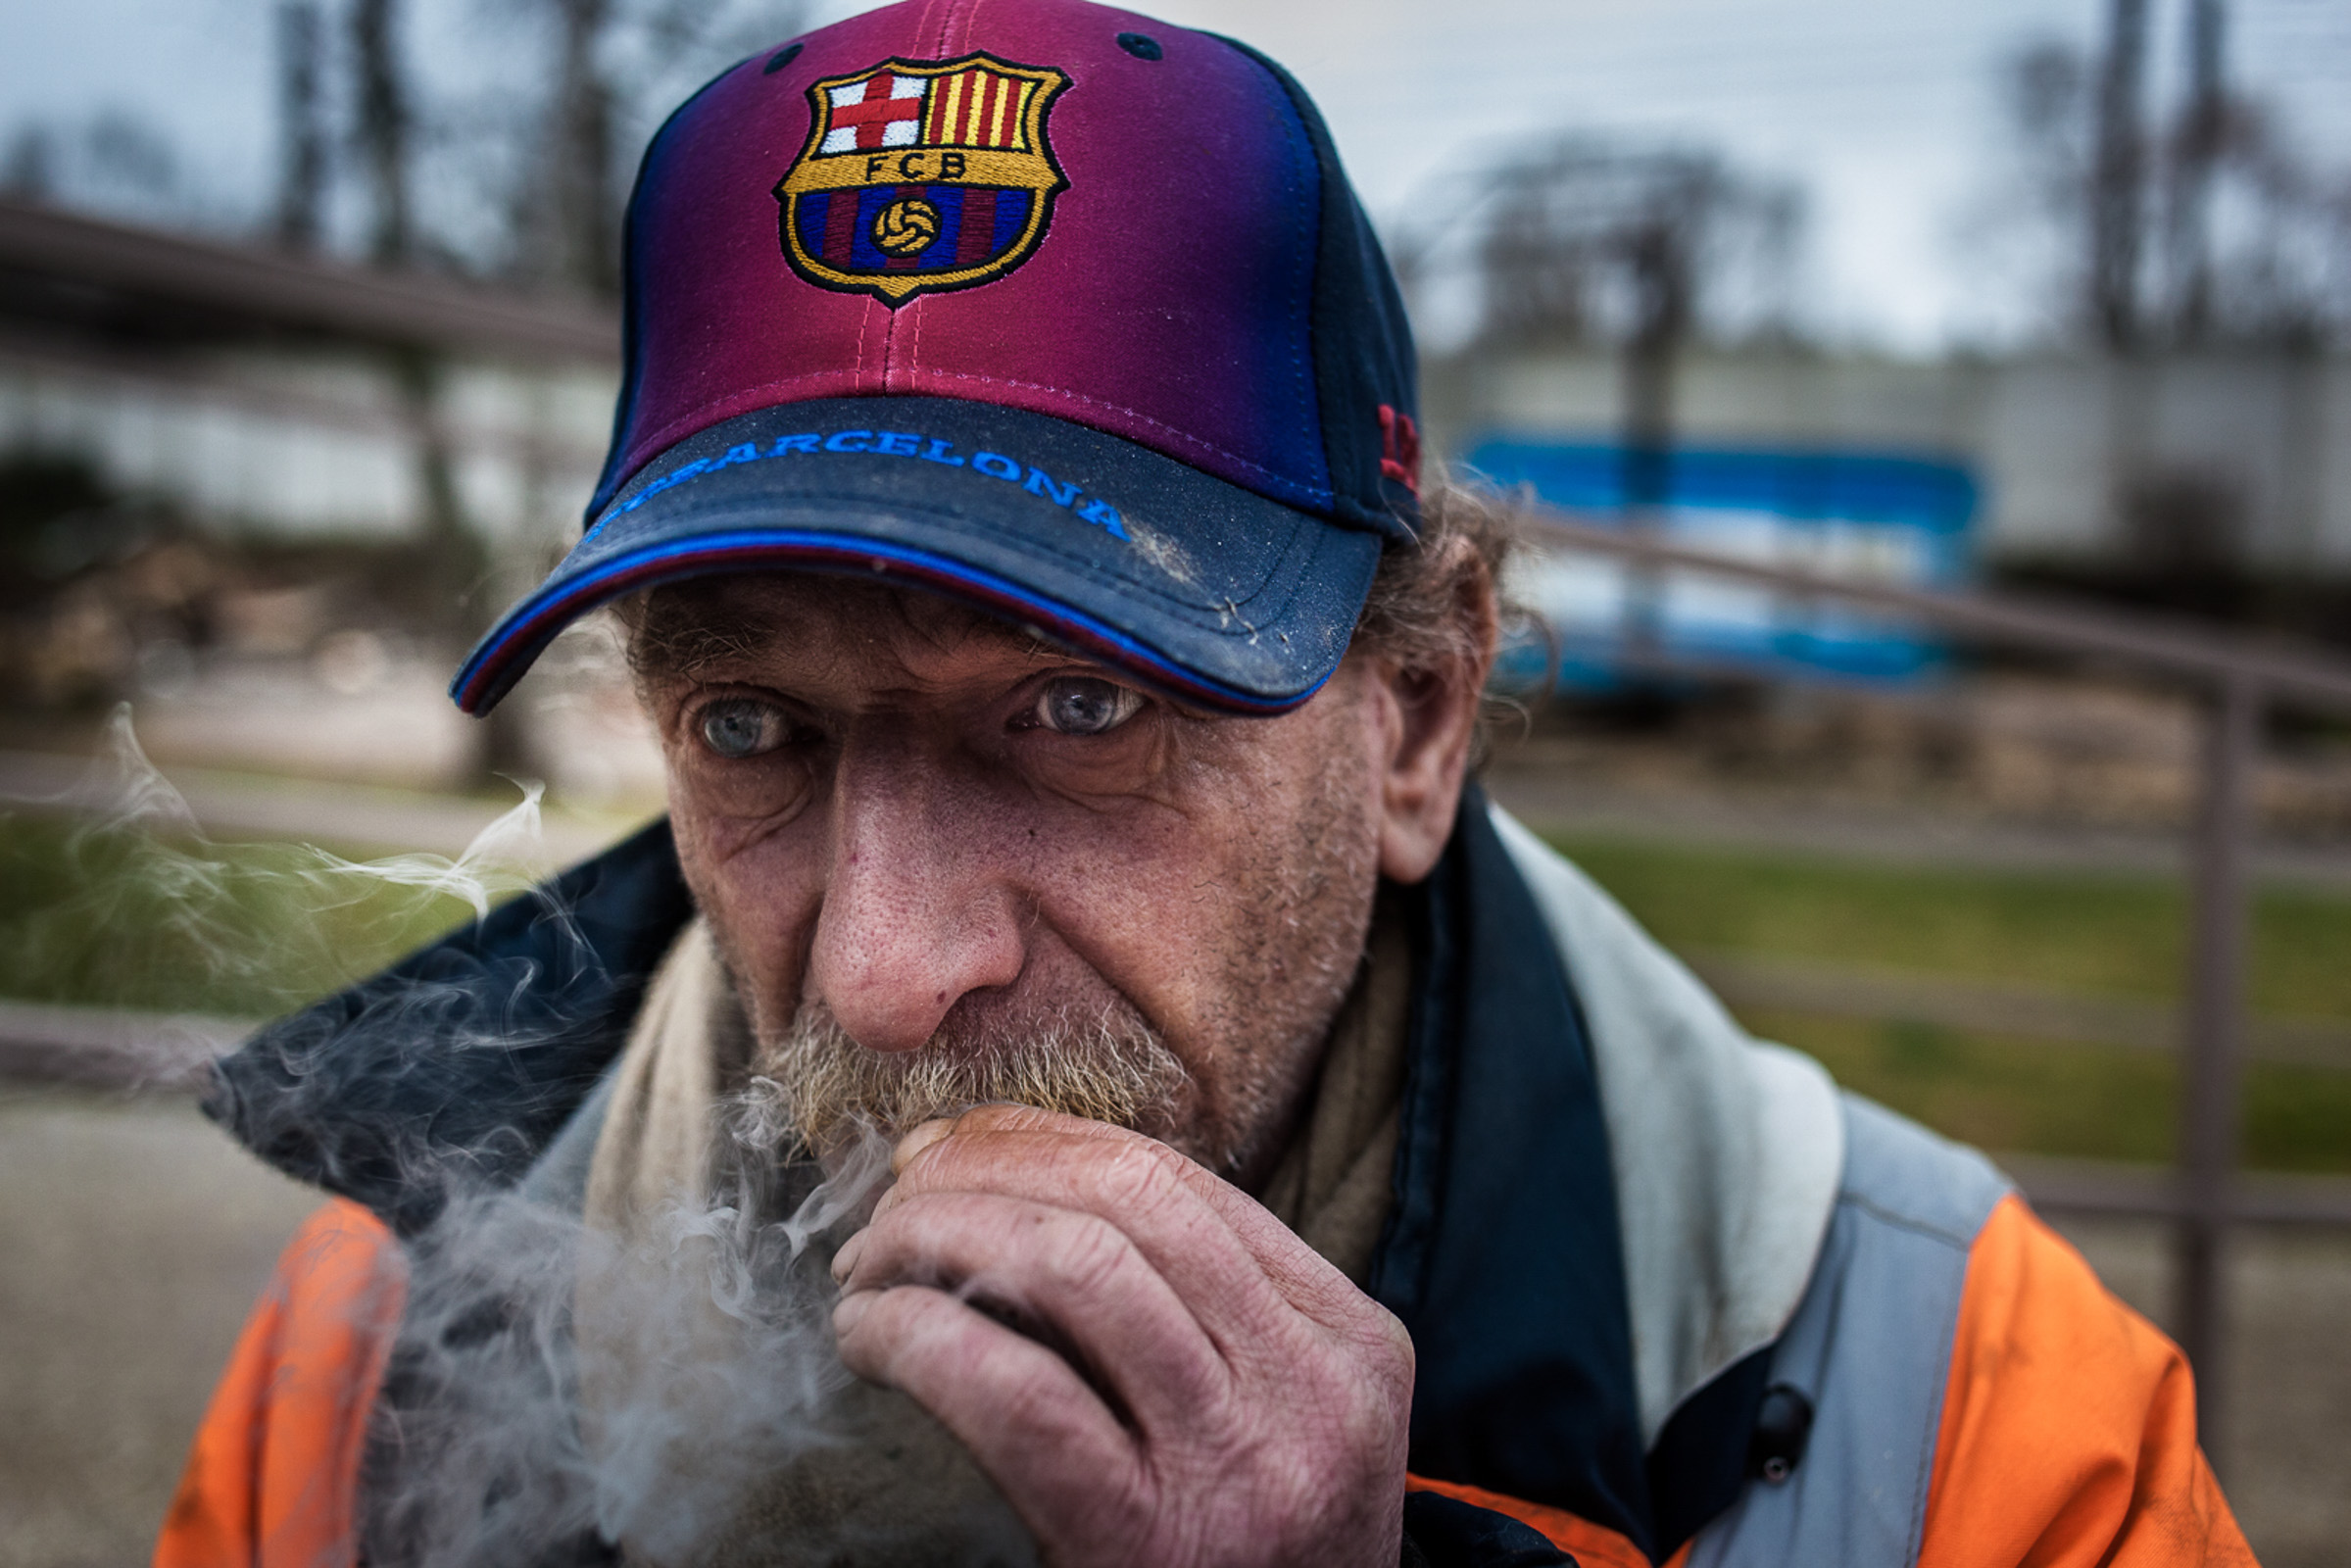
[1348,477,1533,761]
[1353,480,1521,665]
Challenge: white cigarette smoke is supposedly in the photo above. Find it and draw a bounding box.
[26,709,1039,1563]
[370,1119,1037,1567]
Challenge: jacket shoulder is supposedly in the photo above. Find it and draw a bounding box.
[1918,1195,2256,1568]
[1840,1091,2011,1243]
[157,1199,407,1568]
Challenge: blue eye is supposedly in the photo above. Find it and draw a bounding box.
[697,699,790,759]
[1033,677,1143,736]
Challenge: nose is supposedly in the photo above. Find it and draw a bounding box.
[804,732,1028,1054]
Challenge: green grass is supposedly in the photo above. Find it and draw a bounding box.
[0,813,487,1020]
[1545,832,2351,1173]
[1548,834,2351,1020]
[1743,1010,2351,1174]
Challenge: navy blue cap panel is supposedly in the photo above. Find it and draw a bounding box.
[1215,36,1424,535]
[453,397,1383,714]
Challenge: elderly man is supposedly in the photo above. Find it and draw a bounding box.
[161,3,2251,1566]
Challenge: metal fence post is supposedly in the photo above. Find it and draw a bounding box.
[2177,669,2258,1469]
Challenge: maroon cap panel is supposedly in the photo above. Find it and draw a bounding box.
[603,0,1336,518]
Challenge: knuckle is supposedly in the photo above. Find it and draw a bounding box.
[1367,1305,1416,1375]
[1048,1211,1137,1298]
[995,1349,1084,1439]
[1091,1139,1185,1212]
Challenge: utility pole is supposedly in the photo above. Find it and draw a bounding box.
[273,1,328,252]
[351,0,414,268]
[2090,0,2151,350]
[549,0,620,296]
[345,0,519,775]
[2171,0,2227,342]
[1619,211,1691,667]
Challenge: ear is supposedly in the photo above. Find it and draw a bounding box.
[1369,543,1498,884]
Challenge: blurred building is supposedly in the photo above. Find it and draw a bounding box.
[0,349,612,547]
[0,201,615,550]
[1432,344,2351,576]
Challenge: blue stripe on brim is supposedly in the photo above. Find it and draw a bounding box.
[451,396,1386,715]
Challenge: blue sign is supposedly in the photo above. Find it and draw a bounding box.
[1463,438,1980,688]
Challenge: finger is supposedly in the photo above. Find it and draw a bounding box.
[838,1189,1234,1437]
[881,1117,1297,1355]
[890,1116,955,1175]
[904,1106,1361,1308]
[833,1283,1144,1549]
[890,1109,1375,1339]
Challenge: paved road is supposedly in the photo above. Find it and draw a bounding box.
[0,1085,320,1568]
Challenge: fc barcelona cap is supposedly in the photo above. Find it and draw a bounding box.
[451,0,1424,716]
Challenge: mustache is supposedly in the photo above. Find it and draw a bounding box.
[741,999,1192,1157]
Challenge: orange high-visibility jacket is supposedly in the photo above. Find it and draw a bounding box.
[158,807,2255,1567]
[160,1186,2249,1568]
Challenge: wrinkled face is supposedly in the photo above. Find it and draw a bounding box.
[632,573,1395,1185]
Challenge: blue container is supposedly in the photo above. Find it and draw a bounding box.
[1463,438,1980,690]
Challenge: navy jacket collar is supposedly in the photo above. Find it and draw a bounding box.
[1370,789,1651,1553]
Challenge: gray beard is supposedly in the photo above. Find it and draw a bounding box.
[740,999,1196,1164]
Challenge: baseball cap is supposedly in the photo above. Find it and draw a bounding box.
[450,0,1423,716]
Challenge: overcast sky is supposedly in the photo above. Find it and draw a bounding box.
[4,0,2346,353]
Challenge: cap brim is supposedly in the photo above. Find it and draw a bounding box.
[451,396,1383,715]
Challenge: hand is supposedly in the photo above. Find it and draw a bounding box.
[828,1105,1415,1568]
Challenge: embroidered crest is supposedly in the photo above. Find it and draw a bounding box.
[774,55,1072,307]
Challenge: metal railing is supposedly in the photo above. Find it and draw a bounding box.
[0,198,617,363]
[1523,509,2351,1458]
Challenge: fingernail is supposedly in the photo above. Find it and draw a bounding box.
[832,1291,874,1337]
[891,1117,956,1175]
[829,1230,865,1283]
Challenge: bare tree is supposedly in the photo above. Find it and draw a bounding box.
[351,0,416,266]
[277,2,333,251]
[275,1,331,252]
[2165,0,2227,340]
[490,0,809,296]
[1994,10,2351,352]
[2089,0,2152,350]
[546,0,620,295]
[1396,138,1801,354]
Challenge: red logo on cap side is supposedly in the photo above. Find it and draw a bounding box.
[1378,405,1421,498]
[773,55,1072,308]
